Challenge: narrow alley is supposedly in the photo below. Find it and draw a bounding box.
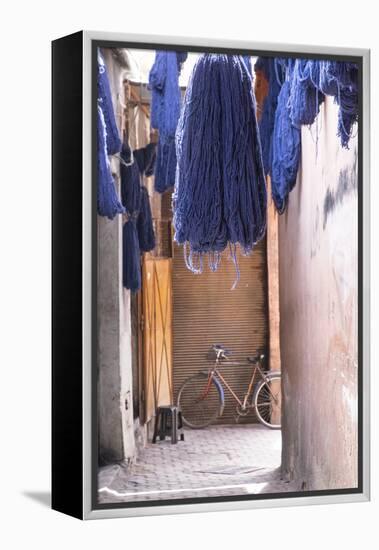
[99,425,297,503]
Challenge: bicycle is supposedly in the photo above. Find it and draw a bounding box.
[177,344,281,429]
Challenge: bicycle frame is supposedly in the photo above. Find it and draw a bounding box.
[205,353,275,411]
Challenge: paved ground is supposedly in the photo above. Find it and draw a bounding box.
[98,425,298,504]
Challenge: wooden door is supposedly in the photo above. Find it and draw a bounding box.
[142,257,173,423]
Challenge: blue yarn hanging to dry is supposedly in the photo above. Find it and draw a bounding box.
[123,221,141,292]
[328,62,358,149]
[120,142,157,290]
[288,59,324,128]
[120,142,142,292]
[97,105,125,219]
[309,60,358,148]
[137,187,156,252]
[271,80,301,213]
[97,52,125,219]
[149,51,187,193]
[254,57,285,176]
[120,143,142,212]
[97,51,122,155]
[173,54,266,276]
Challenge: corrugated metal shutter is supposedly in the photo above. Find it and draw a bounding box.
[172,240,268,424]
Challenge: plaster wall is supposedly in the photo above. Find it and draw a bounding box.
[98,50,135,464]
[279,96,358,490]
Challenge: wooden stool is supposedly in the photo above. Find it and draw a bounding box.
[152,406,184,444]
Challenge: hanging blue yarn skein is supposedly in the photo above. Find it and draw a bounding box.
[254,57,285,176]
[149,51,187,193]
[97,105,125,219]
[312,60,358,148]
[96,51,124,219]
[120,142,142,291]
[122,221,141,292]
[334,63,358,149]
[137,187,156,253]
[288,59,324,127]
[120,142,158,290]
[173,54,266,274]
[97,51,122,155]
[120,143,141,213]
[271,80,301,213]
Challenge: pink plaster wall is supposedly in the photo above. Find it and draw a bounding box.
[279,96,358,490]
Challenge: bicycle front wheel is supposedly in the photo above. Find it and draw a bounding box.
[177,373,223,429]
[253,373,282,429]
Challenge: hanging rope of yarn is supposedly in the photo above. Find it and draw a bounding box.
[97,51,122,155]
[268,57,357,213]
[137,186,156,252]
[120,142,157,291]
[97,51,125,219]
[120,142,142,292]
[271,79,301,213]
[149,51,187,193]
[122,220,141,292]
[308,60,358,148]
[97,105,125,219]
[288,59,324,128]
[173,54,266,280]
[254,57,284,176]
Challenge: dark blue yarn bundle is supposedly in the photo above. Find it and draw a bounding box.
[122,222,141,291]
[137,187,156,252]
[296,60,359,148]
[120,143,157,291]
[315,61,358,148]
[173,54,266,275]
[120,142,141,292]
[259,56,358,213]
[288,59,324,127]
[97,52,125,220]
[149,51,187,193]
[254,57,284,176]
[98,51,122,155]
[271,80,301,213]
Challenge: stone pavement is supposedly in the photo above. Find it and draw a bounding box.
[98,424,298,504]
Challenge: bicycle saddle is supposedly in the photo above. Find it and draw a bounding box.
[247,353,265,364]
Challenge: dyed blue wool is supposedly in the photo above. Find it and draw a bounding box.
[310,61,358,148]
[254,57,284,176]
[97,52,125,219]
[98,51,122,155]
[137,187,156,252]
[173,54,266,273]
[97,105,125,219]
[120,142,141,291]
[149,52,187,193]
[122,222,141,292]
[288,59,324,127]
[120,142,157,291]
[330,62,358,149]
[271,80,301,213]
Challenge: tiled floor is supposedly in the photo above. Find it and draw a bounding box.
[98,424,298,504]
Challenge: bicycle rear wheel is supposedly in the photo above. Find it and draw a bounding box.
[253,373,282,429]
[177,373,223,429]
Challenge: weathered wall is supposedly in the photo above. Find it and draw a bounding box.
[279,96,358,490]
[98,50,135,464]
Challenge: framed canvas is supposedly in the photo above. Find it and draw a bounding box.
[52,30,370,520]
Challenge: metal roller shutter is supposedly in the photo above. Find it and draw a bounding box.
[172,240,268,424]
